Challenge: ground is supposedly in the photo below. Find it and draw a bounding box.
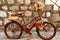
[0,31,60,40]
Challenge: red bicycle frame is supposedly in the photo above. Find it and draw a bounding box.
[17,3,42,34]
[19,16,41,33]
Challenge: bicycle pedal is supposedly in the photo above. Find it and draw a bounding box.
[29,33,32,35]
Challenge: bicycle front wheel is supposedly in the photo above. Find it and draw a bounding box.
[36,22,56,40]
[4,21,23,39]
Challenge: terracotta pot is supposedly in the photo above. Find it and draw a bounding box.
[11,14,17,16]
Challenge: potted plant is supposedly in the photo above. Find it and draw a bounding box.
[11,10,17,16]
[8,10,19,20]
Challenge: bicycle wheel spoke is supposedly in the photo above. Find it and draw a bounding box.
[37,22,56,40]
[5,22,22,39]
[41,24,54,38]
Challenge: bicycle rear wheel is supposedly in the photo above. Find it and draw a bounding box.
[36,22,56,40]
[4,21,23,39]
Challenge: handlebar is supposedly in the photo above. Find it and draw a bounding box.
[35,2,40,10]
[31,2,44,10]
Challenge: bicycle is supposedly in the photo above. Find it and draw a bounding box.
[4,2,56,40]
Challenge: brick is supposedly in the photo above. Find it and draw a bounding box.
[25,11,32,17]
[1,6,8,11]
[43,5,54,10]
[7,11,12,15]
[20,17,27,25]
[0,0,1,4]
[0,11,7,17]
[20,6,28,10]
[31,0,35,2]
[46,12,51,17]
[0,27,4,32]
[58,7,60,11]
[0,20,3,26]
[7,0,14,4]
[4,18,10,25]
[29,6,35,10]
[34,12,39,17]
[25,0,31,5]
[10,6,19,10]
[1,0,5,4]
[52,14,60,21]
[42,12,45,17]
[17,0,24,4]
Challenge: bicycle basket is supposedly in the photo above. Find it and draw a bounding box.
[8,14,19,20]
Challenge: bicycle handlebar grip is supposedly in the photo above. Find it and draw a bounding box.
[34,2,45,10]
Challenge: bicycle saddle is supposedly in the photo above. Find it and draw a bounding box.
[16,12,24,15]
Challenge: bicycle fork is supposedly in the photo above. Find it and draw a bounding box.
[34,23,47,32]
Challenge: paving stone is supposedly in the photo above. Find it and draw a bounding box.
[0,31,60,40]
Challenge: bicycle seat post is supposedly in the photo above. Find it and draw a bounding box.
[16,12,26,24]
[20,14,26,25]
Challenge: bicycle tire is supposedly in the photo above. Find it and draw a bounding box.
[4,21,23,39]
[36,22,56,40]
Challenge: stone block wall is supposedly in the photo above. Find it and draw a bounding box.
[0,0,45,31]
[0,0,60,31]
